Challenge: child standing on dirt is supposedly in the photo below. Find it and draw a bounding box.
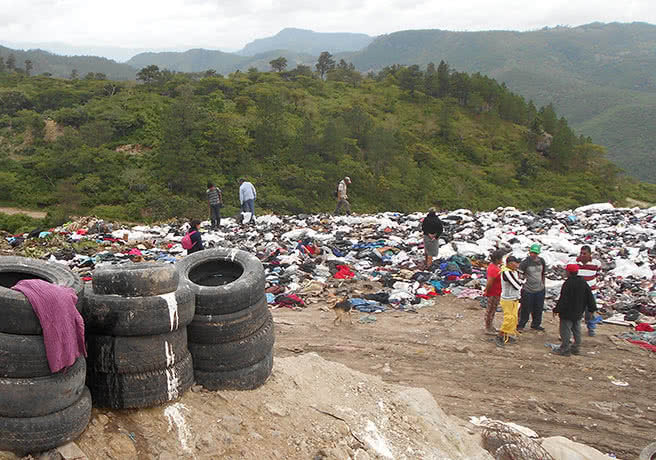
[496,255,523,347]
[484,249,505,335]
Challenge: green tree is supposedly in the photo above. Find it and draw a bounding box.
[269,57,288,73]
[6,54,16,70]
[70,68,78,80]
[0,56,5,72]
[137,65,162,84]
[316,51,335,79]
[437,60,450,97]
[398,65,423,97]
[156,85,206,193]
[24,59,33,77]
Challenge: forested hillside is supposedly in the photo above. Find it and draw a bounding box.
[344,22,656,182]
[1,59,654,229]
[237,28,373,56]
[0,45,136,80]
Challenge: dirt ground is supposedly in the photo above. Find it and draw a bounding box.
[273,295,656,459]
[0,208,47,219]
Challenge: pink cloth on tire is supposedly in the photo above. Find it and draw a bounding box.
[12,279,86,373]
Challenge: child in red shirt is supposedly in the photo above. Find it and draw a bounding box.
[484,250,505,335]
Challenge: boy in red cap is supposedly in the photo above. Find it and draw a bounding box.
[552,264,597,356]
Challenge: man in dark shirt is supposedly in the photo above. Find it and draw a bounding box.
[421,208,443,269]
[518,243,547,331]
[552,264,597,356]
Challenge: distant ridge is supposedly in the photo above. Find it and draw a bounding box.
[237,28,373,56]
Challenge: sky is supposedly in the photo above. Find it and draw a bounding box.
[1,0,655,58]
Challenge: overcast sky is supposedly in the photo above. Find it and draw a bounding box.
[1,0,654,54]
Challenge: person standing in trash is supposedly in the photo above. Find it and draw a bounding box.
[206,182,223,230]
[517,243,547,332]
[421,207,443,269]
[575,245,602,336]
[552,264,597,356]
[186,220,204,254]
[484,249,505,335]
[239,178,257,224]
[496,255,523,347]
[334,176,352,215]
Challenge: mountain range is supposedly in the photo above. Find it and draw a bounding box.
[1,22,655,182]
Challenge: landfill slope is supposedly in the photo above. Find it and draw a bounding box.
[273,296,655,459]
[0,354,492,460]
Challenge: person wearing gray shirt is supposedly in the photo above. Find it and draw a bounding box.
[518,243,547,331]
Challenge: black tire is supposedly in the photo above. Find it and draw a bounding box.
[0,332,51,378]
[187,296,269,344]
[0,386,92,455]
[195,351,273,391]
[0,358,86,418]
[86,328,188,374]
[641,442,656,460]
[176,248,265,315]
[189,313,274,372]
[92,262,179,297]
[82,283,195,336]
[0,256,83,335]
[87,352,194,409]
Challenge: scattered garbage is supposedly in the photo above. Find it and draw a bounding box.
[2,204,655,324]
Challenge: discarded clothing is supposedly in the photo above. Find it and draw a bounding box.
[11,279,86,373]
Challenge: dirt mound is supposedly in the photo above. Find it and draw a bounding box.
[0,353,491,460]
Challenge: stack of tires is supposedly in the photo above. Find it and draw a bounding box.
[82,263,195,408]
[0,256,91,454]
[177,249,274,390]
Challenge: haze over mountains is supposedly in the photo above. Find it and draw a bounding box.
[1,22,655,182]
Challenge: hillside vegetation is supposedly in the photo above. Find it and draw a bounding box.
[1,60,654,231]
[344,22,656,182]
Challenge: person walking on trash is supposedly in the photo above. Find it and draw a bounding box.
[517,243,547,332]
[575,245,602,336]
[496,255,523,347]
[334,176,352,215]
[552,263,597,356]
[421,207,443,269]
[206,181,223,230]
[239,178,257,225]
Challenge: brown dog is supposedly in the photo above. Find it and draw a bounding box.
[333,298,353,325]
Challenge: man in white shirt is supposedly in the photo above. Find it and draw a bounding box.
[239,178,257,224]
[334,176,352,215]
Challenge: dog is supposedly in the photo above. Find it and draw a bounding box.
[332,298,353,325]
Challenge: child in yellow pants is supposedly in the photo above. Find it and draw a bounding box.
[496,255,523,347]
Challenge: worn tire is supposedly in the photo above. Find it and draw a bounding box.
[0,256,82,335]
[92,262,179,297]
[187,296,269,344]
[86,328,188,374]
[0,386,91,454]
[0,332,51,378]
[189,313,274,372]
[176,248,265,315]
[195,351,273,391]
[0,358,86,418]
[87,352,194,409]
[641,442,656,460]
[82,283,194,336]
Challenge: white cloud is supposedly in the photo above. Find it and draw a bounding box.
[0,0,654,52]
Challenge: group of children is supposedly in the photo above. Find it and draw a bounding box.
[484,245,598,356]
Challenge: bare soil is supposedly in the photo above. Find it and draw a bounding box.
[0,207,47,219]
[273,296,656,459]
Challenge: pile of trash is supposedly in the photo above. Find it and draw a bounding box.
[2,204,655,328]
